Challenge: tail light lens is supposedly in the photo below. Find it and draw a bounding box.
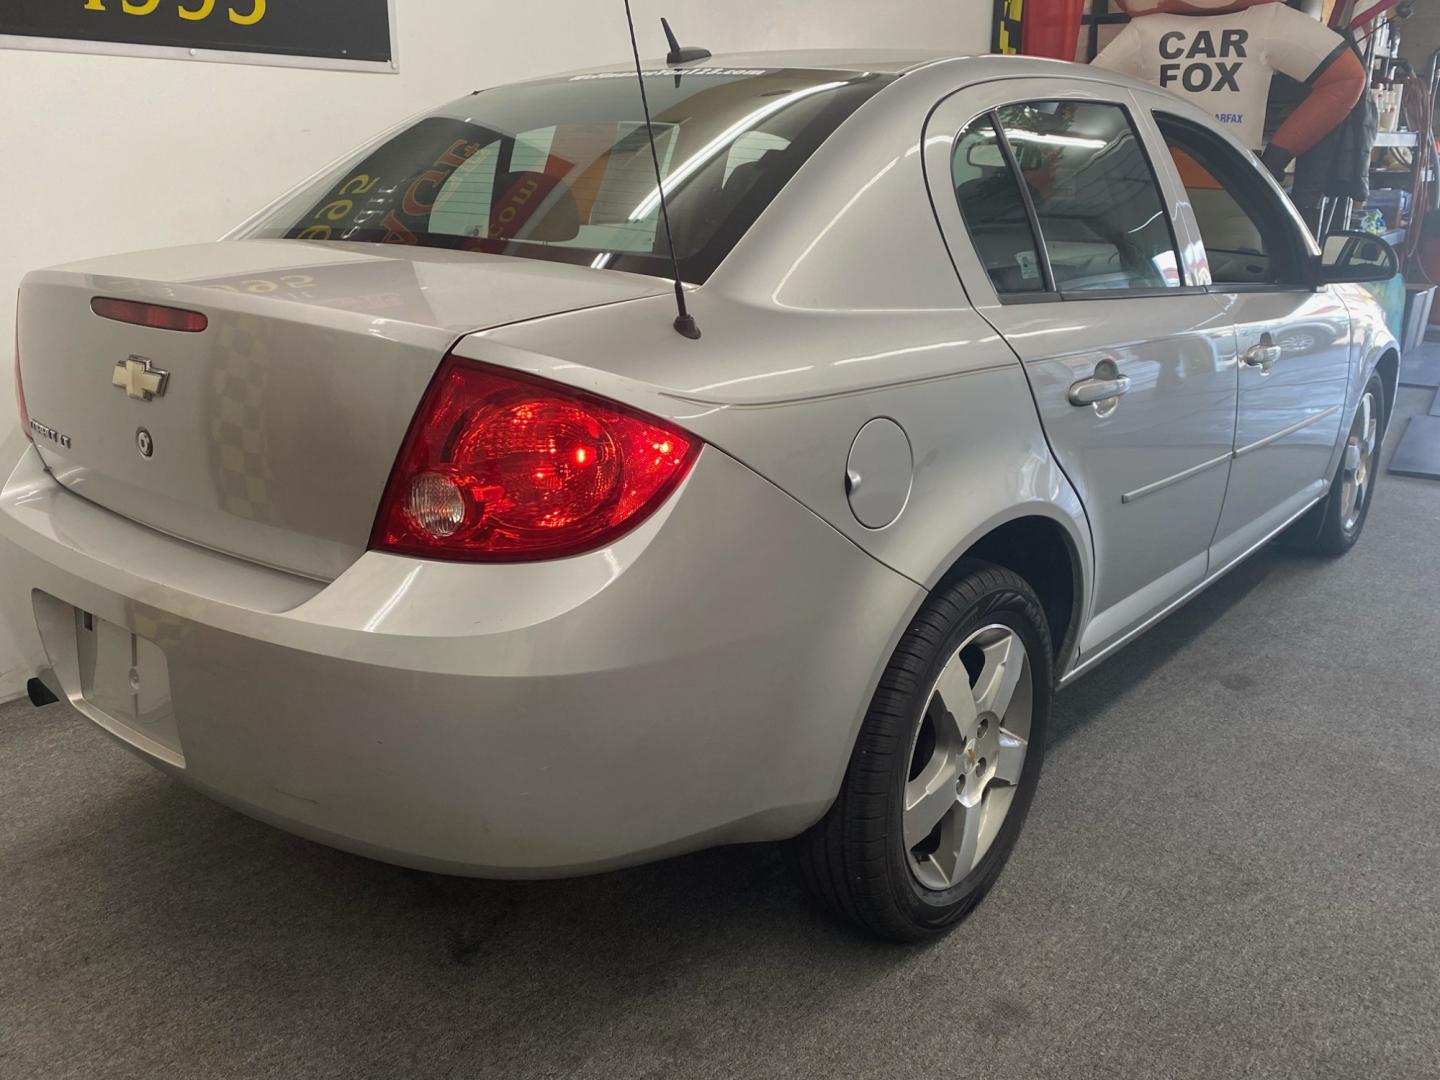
[371,355,699,561]
[14,302,29,441]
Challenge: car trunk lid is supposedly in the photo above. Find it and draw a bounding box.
[16,239,669,580]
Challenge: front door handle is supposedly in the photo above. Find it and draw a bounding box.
[1242,333,1282,373]
[1068,358,1131,410]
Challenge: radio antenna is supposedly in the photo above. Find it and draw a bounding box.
[662,18,712,64]
[623,1,701,340]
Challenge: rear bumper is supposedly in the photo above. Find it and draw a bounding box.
[0,444,921,877]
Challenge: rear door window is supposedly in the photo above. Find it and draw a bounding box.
[954,101,1184,296]
[952,116,1048,294]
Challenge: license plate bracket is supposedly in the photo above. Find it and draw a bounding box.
[74,609,182,766]
[32,591,185,768]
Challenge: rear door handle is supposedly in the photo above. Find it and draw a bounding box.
[1242,333,1282,373]
[1068,358,1131,409]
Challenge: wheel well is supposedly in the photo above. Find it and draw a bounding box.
[1375,349,1399,432]
[953,516,1081,663]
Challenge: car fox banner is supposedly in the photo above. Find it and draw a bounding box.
[0,0,395,72]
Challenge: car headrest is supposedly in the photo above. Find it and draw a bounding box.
[722,148,788,193]
[489,171,580,243]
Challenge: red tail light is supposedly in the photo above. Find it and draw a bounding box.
[371,356,699,561]
[91,297,208,333]
[14,301,29,441]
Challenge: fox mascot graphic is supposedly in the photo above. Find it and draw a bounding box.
[1093,0,1366,178]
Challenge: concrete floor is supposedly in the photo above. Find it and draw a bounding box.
[3,391,1439,1080]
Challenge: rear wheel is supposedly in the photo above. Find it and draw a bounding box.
[1290,375,1384,557]
[791,562,1052,941]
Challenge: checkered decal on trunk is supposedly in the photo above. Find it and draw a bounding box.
[208,322,274,523]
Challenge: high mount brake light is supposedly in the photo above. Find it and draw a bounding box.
[91,297,208,333]
[371,355,699,562]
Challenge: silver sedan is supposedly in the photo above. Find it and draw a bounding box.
[4,51,1397,939]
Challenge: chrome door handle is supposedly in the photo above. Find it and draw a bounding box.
[1068,376,1130,406]
[1068,359,1131,408]
[1243,334,1282,372]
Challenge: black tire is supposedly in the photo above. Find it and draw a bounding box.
[791,560,1052,942]
[1288,374,1385,558]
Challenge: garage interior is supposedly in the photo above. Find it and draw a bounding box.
[4,382,1438,1079]
[4,1,1440,1077]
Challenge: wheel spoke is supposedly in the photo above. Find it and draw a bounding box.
[1364,397,1377,470]
[976,785,1016,857]
[931,658,979,742]
[904,756,961,849]
[930,796,984,883]
[992,727,1028,785]
[974,631,1024,720]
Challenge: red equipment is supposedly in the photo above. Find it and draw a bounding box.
[1021,0,1085,61]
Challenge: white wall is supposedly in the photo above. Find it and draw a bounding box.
[0,0,993,700]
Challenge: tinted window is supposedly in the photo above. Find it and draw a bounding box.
[953,116,1048,294]
[1156,114,1304,286]
[244,69,891,284]
[994,101,1182,292]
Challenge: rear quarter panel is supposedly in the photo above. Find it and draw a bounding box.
[468,297,1092,651]
[469,60,1095,662]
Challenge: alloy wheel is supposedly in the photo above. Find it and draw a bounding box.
[903,624,1033,891]
[1340,390,1378,533]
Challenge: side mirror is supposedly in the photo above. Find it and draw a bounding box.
[1317,230,1400,284]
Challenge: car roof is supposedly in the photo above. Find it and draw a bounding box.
[531,51,1180,103]
[546,49,1093,79]
[642,49,966,75]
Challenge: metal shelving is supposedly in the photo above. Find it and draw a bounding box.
[1374,131,1421,148]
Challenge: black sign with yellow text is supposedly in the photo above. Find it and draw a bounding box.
[1,0,393,67]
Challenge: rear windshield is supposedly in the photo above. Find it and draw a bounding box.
[245,68,892,283]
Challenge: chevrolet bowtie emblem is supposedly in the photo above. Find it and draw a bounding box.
[112,356,169,402]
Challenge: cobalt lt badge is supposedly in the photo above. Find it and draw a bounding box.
[136,428,155,459]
